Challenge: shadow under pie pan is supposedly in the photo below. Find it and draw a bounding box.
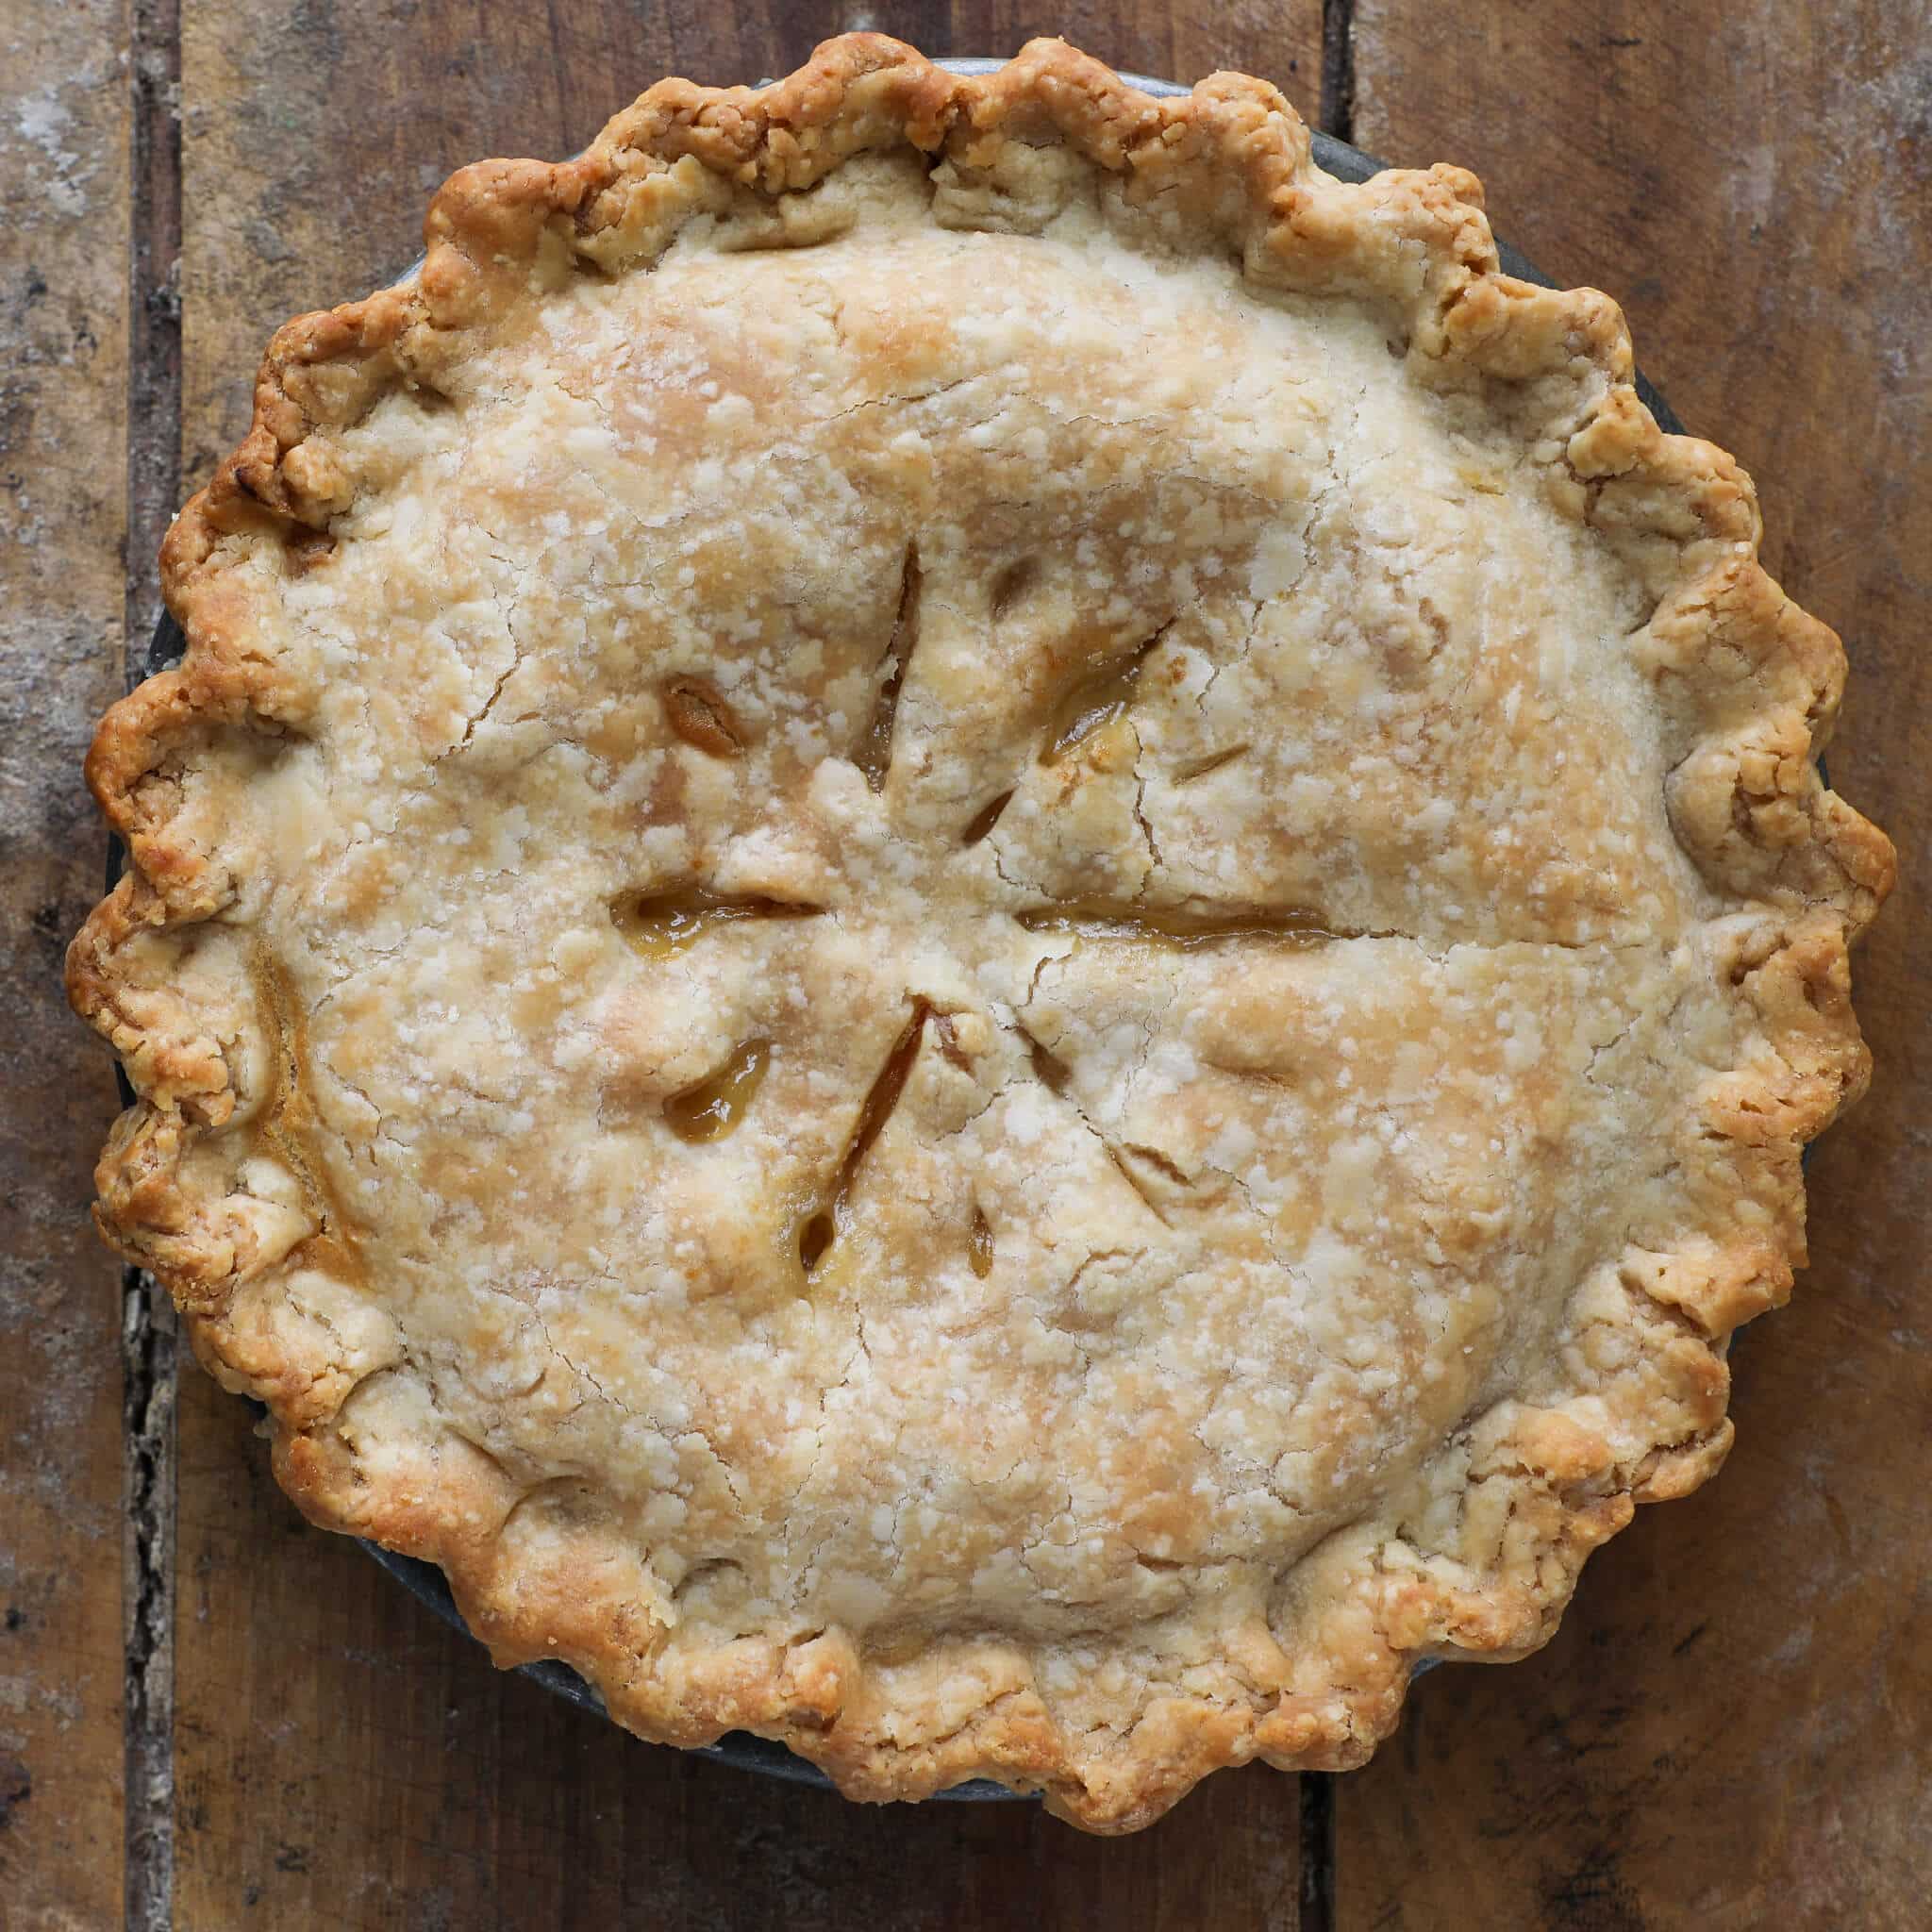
[114,58,1704,1804]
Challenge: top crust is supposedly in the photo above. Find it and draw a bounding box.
[70,36,1892,1831]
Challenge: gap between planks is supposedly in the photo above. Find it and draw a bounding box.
[1320,0,1357,145]
[125,0,182,1926]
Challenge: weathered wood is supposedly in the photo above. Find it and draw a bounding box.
[168,5,1322,1925]
[1338,3,1932,1926]
[0,1,137,1924]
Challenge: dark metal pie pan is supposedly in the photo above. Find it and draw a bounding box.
[114,58,1695,1803]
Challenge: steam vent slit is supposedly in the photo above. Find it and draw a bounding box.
[858,541,922,791]
[799,1000,931,1274]
[969,1206,994,1277]
[1013,905,1359,947]
[663,675,745,758]
[664,1039,771,1141]
[961,789,1014,846]
[1041,624,1170,766]
[614,887,824,958]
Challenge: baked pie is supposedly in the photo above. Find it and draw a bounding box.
[71,36,1891,1829]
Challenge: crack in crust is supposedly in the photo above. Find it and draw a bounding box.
[66,33,1893,1831]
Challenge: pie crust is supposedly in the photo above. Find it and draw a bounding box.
[70,36,1892,1830]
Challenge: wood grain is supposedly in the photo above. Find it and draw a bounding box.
[1340,3,1932,1926]
[168,6,1320,1926]
[0,2,137,1925]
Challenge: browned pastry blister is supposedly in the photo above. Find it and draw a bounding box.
[68,35,1892,1830]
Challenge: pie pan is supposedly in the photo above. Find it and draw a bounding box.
[116,55,1700,1803]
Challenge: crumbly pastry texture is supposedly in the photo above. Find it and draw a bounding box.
[71,36,1891,1829]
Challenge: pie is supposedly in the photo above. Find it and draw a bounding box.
[70,36,1892,1830]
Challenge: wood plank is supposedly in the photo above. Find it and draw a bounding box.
[0,0,137,1924]
[1339,3,1932,1925]
[168,5,1320,1924]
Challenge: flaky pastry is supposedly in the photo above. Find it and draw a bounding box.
[70,36,1892,1829]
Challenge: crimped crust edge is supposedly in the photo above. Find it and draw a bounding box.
[68,34,1894,1830]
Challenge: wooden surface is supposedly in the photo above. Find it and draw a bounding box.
[1338,8,1932,1927]
[1,1,1925,1925]
[0,1,137,1925]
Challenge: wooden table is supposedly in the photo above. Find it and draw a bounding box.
[4,2,1926,1924]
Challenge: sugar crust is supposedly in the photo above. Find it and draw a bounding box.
[69,36,1892,1829]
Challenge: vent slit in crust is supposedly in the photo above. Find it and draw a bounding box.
[798,999,931,1277]
[959,789,1013,846]
[1040,624,1169,767]
[663,1038,771,1142]
[857,541,922,792]
[613,887,824,958]
[1013,904,1366,948]
[663,675,745,758]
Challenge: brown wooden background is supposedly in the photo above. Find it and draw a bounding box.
[3,1,1927,1925]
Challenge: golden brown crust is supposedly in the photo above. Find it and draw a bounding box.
[70,35,1891,1831]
